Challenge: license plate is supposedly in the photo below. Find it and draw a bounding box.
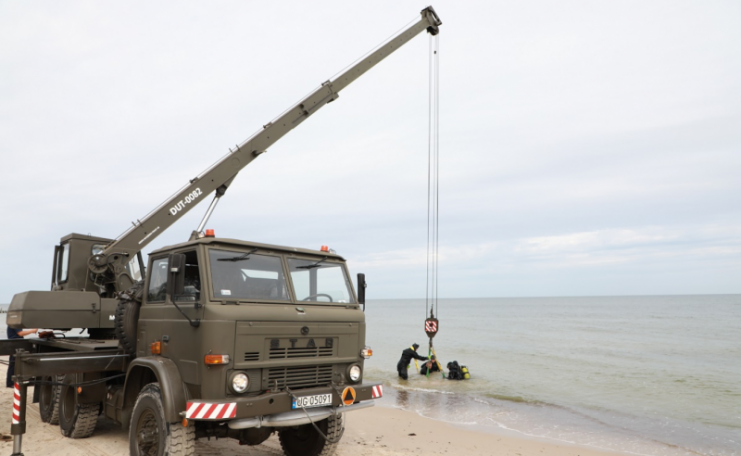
[292,393,332,409]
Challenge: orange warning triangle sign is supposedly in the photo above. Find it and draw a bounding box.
[342,387,356,405]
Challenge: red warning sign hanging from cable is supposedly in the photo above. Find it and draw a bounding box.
[425,317,439,338]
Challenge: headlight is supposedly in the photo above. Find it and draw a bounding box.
[231,372,249,393]
[348,365,361,383]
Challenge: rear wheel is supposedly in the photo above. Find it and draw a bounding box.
[130,383,195,456]
[58,376,99,438]
[278,413,344,456]
[39,375,61,425]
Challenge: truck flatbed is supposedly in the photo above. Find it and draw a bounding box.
[2,338,129,378]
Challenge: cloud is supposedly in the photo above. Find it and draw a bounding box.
[347,223,741,297]
[1,1,740,300]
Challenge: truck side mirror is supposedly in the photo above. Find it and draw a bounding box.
[166,253,186,298]
[357,273,366,310]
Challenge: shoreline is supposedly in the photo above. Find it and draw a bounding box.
[372,385,646,456]
[0,364,629,456]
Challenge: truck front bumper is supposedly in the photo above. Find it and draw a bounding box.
[227,400,373,429]
[184,382,383,426]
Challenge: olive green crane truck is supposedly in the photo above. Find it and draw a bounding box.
[1,6,441,456]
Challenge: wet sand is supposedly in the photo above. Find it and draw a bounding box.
[0,363,627,456]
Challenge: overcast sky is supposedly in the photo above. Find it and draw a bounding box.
[1,1,739,301]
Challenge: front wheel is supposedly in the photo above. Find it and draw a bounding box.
[278,413,344,456]
[130,383,194,456]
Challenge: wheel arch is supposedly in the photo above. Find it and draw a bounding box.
[122,357,188,428]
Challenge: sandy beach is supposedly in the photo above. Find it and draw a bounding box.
[0,364,628,456]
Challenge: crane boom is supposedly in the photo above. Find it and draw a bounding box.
[93,7,441,284]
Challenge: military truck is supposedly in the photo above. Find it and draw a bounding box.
[1,6,441,456]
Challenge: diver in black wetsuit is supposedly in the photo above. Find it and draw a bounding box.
[396,343,428,380]
[420,354,441,376]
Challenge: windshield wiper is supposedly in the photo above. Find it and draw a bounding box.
[296,256,327,270]
[217,248,258,262]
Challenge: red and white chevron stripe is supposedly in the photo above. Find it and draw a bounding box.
[185,401,237,420]
[371,384,383,399]
[12,383,20,424]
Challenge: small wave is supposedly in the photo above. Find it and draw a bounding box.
[385,403,478,426]
[488,419,666,456]
[394,385,456,395]
[482,392,543,405]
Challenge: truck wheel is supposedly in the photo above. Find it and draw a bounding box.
[58,378,99,438]
[88,328,116,339]
[115,298,140,355]
[130,383,195,456]
[39,375,61,425]
[278,413,344,456]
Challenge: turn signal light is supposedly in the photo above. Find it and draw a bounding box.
[360,346,373,359]
[205,229,215,237]
[150,341,162,355]
[204,354,230,365]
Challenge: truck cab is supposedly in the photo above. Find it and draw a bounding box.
[138,236,369,397]
[121,236,375,451]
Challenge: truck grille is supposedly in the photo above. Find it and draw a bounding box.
[269,347,333,359]
[267,365,333,390]
[244,352,260,362]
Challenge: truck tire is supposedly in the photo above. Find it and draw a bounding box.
[115,298,140,355]
[278,413,344,456]
[58,378,99,438]
[130,383,195,456]
[39,375,61,425]
[88,328,116,339]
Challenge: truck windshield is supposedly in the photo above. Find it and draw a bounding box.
[209,249,289,301]
[288,258,355,303]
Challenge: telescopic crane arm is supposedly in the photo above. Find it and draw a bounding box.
[90,7,442,289]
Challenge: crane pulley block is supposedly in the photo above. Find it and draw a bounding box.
[424,317,439,338]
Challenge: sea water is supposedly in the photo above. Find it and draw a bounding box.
[362,295,741,456]
[2,296,739,454]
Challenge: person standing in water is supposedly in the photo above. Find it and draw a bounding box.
[396,343,428,380]
[420,354,441,376]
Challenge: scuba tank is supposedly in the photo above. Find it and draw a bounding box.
[461,365,471,379]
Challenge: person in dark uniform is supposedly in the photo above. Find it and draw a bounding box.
[6,327,38,387]
[420,354,441,375]
[396,343,428,380]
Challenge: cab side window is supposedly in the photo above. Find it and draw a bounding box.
[147,258,169,302]
[59,243,70,283]
[177,251,201,302]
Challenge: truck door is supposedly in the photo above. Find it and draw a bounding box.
[139,251,202,385]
